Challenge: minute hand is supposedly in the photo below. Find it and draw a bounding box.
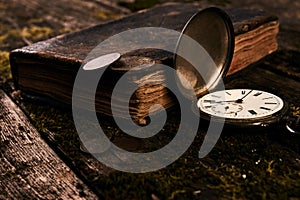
[236,90,253,103]
[209,90,253,104]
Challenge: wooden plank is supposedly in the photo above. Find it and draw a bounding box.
[262,50,300,81]
[0,0,129,52]
[0,90,97,199]
[18,62,300,199]
[3,1,299,199]
[0,1,299,199]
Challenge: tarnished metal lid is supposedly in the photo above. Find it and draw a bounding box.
[174,7,234,97]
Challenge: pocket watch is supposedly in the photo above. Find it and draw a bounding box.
[173,7,289,128]
[197,89,289,128]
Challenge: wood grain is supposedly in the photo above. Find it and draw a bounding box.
[0,90,97,199]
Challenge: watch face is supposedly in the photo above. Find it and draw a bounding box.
[197,89,285,120]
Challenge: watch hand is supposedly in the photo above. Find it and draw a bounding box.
[205,90,253,104]
[205,100,237,103]
[236,90,253,103]
[215,100,237,103]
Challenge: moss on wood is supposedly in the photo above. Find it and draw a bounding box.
[0,51,11,83]
[1,1,300,199]
[20,98,300,199]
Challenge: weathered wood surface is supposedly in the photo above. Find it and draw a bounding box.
[0,90,97,199]
[18,46,300,199]
[1,0,300,199]
[0,0,129,52]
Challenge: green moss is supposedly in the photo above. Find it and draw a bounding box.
[290,104,300,117]
[0,23,55,51]
[19,99,300,199]
[1,0,298,199]
[0,51,11,82]
[92,10,124,20]
[20,26,53,40]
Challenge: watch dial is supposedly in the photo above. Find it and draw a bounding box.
[197,89,284,119]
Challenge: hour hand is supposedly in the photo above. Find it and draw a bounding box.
[204,100,237,103]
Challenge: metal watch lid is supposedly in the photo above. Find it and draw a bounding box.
[174,7,235,97]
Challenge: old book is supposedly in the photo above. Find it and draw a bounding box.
[10,3,279,124]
